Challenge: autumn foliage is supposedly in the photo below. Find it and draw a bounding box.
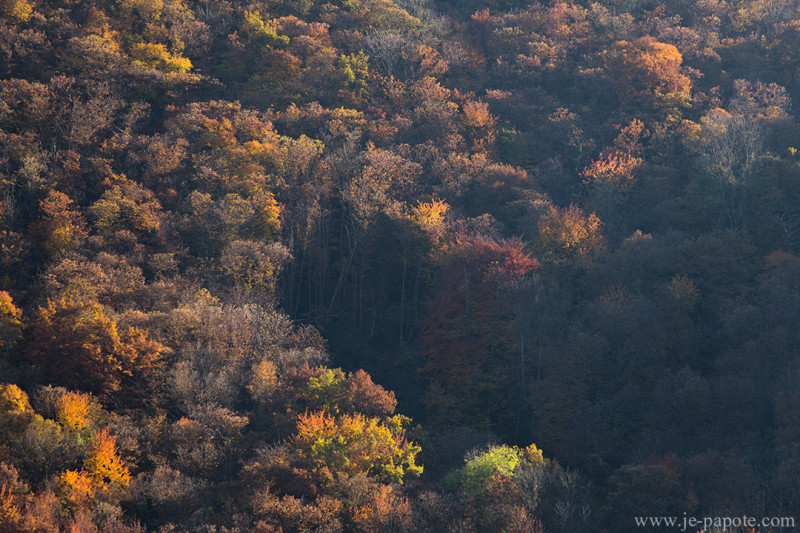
[605,37,692,111]
[1,0,800,530]
[292,410,422,484]
[26,299,162,400]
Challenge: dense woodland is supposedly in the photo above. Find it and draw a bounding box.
[1,0,800,531]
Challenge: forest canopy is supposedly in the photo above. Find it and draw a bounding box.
[2,0,800,531]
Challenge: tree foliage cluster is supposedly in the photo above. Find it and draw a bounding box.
[2,0,800,530]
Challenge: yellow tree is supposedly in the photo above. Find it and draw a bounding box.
[0,383,33,434]
[0,291,22,357]
[535,204,606,268]
[129,42,192,73]
[56,391,101,434]
[88,182,163,236]
[0,0,33,23]
[580,152,639,232]
[60,428,131,508]
[83,429,130,501]
[291,411,422,484]
[410,199,449,241]
[32,191,87,260]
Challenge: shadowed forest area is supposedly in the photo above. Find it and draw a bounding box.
[1,0,800,531]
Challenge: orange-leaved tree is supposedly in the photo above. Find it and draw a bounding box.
[604,37,691,116]
[59,428,130,509]
[26,299,162,400]
[580,119,648,232]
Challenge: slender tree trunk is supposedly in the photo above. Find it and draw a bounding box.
[400,242,407,343]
